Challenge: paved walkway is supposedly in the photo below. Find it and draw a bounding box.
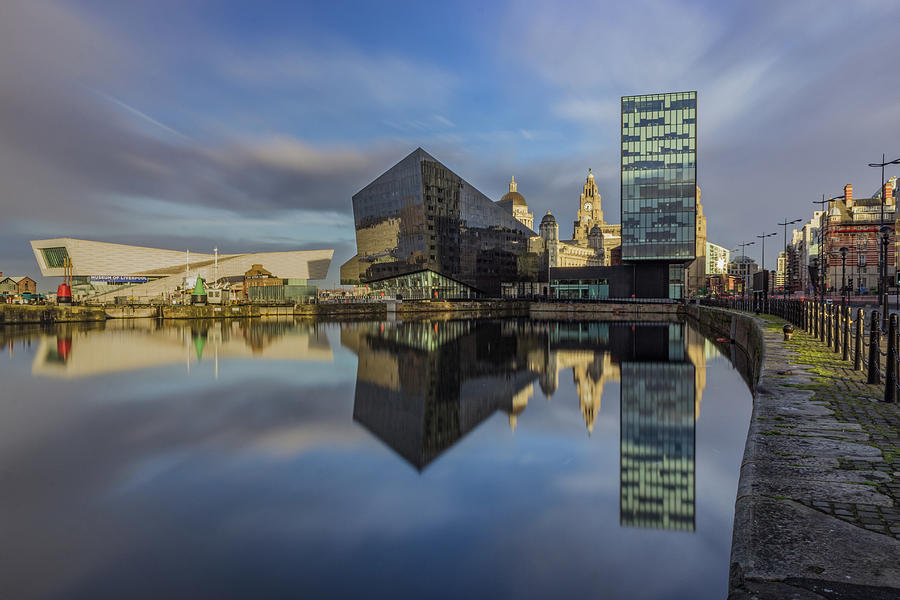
[730,313,900,599]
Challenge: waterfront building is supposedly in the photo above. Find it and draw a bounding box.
[685,187,707,295]
[787,212,823,295]
[30,238,332,302]
[497,176,534,230]
[0,276,36,296]
[775,251,787,292]
[706,273,736,296]
[705,242,730,275]
[813,180,897,295]
[522,171,616,272]
[621,91,698,298]
[728,255,759,295]
[344,148,537,299]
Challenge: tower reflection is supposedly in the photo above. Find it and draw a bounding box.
[345,318,705,500]
[620,323,697,531]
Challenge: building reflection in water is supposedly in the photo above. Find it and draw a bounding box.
[25,318,333,378]
[344,319,706,503]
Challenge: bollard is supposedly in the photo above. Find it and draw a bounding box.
[842,305,850,361]
[826,304,832,347]
[854,308,864,371]
[868,310,881,384]
[820,302,826,342]
[814,302,819,338]
[833,306,840,353]
[884,314,897,402]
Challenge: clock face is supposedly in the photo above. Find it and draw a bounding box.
[583,202,592,211]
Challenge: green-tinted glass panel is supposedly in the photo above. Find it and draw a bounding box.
[41,247,69,268]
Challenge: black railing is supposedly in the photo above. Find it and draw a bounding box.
[700,297,897,403]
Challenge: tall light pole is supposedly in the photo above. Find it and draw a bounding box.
[840,246,848,308]
[732,241,755,299]
[868,155,900,322]
[757,232,777,298]
[778,218,801,298]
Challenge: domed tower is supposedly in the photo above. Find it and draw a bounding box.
[498,176,534,230]
[540,211,559,270]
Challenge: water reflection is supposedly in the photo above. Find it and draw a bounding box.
[344,318,710,533]
[0,317,748,599]
[15,319,333,378]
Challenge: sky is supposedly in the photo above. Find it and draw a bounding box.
[1,0,899,288]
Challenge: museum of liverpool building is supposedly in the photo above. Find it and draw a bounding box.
[31,238,333,302]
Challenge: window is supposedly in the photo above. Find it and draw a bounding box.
[41,247,69,268]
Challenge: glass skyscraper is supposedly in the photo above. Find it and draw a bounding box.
[621,92,697,269]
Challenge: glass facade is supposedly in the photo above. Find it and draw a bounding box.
[621,92,697,261]
[352,148,537,297]
[364,269,476,300]
[40,247,70,268]
[551,278,610,299]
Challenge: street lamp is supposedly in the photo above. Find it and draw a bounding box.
[882,225,892,325]
[811,256,820,299]
[868,155,900,323]
[778,218,801,298]
[757,232,777,300]
[813,194,845,300]
[839,246,848,307]
[732,241,755,299]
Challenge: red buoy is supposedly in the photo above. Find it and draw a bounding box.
[57,282,72,304]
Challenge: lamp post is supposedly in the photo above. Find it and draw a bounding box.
[732,241,755,299]
[813,194,845,301]
[778,218,801,298]
[757,232,777,300]
[840,246,848,308]
[868,155,899,324]
[882,225,892,326]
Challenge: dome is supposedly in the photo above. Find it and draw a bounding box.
[498,175,527,207]
[500,191,528,207]
[540,210,557,226]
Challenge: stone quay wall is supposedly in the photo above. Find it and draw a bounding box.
[0,304,107,324]
[691,306,900,599]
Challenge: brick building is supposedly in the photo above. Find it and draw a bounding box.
[817,180,897,295]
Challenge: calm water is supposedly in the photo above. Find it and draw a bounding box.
[0,318,751,600]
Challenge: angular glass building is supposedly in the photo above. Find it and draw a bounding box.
[351,148,537,298]
[621,92,697,298]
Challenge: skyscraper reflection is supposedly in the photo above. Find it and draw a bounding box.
[345,319,705,487]
[620,323,697,531]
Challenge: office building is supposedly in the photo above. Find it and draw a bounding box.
[621,91,698,298]
[705,242,730,275]
[343,148,537,298]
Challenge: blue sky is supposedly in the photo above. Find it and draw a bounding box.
[1,0,899,286]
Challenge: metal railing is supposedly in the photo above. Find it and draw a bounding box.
[701,297,897,403]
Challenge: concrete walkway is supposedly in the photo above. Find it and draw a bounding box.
[730,313,900,599]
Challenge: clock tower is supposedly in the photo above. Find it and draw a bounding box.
[573,169,604,244]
